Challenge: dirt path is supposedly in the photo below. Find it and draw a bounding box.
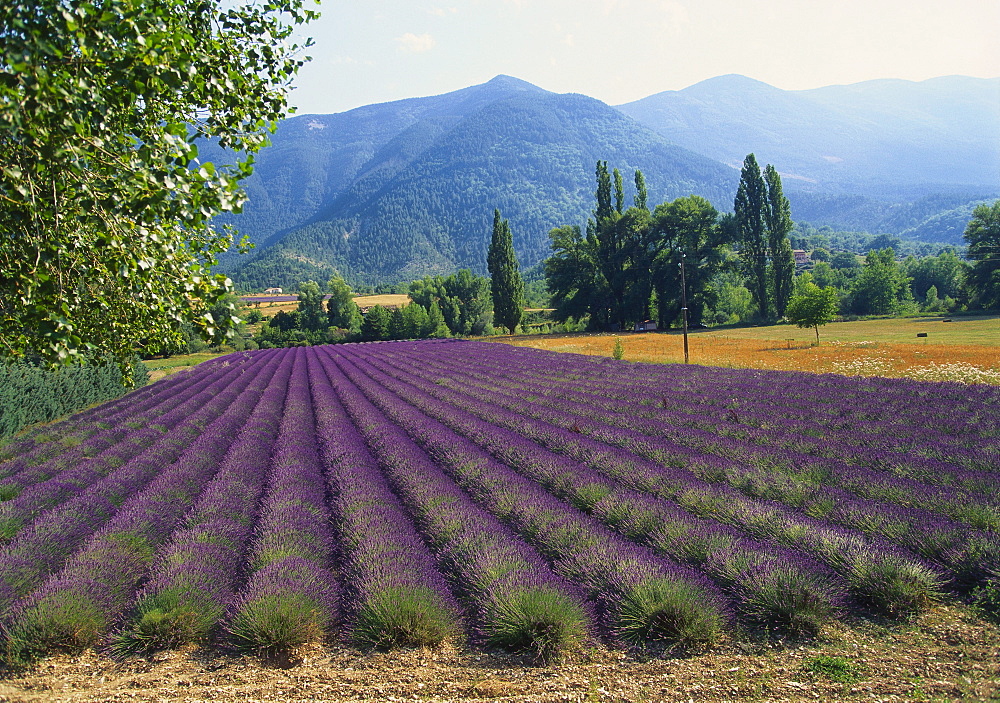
[1,606,996,702]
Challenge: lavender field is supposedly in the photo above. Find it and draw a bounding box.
[0,340,997,663]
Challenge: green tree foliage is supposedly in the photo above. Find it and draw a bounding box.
[544,225,607,327]
[963,200,1000,309]
[0,0,317,368]
[650,196,726,328]
[326,275,362,331]
[848,249,913,315]
[709,270,754,325]
[361,305,392,342]
[634,170,648,211]
[734,154,769,319]
[546,163,733,331]
[596,204,653,329]
[296,281,327,333]
[425,301,451,337]
[488,210,525,334]
[786,283,840,345]
[902,250,967,309]
[764,165,795,317]
[408,270,491,336]
[591,161,655,329]
[830,251,862,269]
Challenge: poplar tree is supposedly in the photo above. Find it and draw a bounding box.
[634,170,648,211]
[595,161,614,222]
[764,164,795,317]
[734,154,769,319]
[487,209,525,335]
[613,168,625,214]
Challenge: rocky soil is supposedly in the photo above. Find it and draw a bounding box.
[0,606,996,702]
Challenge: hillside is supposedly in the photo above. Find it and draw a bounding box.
[200,76,550,255]
[616,74,1000,196]
[213,74,999,289]
[225,80,737,288]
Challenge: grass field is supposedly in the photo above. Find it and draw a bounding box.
[498,314,1000,384]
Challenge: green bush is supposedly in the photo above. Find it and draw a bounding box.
[0,357,148,441]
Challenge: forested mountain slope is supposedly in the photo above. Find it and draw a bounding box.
[213,74,998,289]
[225,80,737,288]
[617,74,1000,196]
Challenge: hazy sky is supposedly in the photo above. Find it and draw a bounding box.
[288,0,1000,115]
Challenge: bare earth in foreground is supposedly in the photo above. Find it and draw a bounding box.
[1,607,996,702]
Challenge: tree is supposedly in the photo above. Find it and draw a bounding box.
[849,249,913,315]
[545,224,608,328]
[487,209,525,335]
[296,280,326,333]
[327,274,361,331]
[408,270,490,336]
[633,170,648,211]
[360,305,391,341]
[0,0,317,369]
[650,195,726,328]
[786,283,840,345]
[425,301,450,338]
[764,165,795,317]
[734,154,769,319]
[963,200,1000,309]
[445,270,491,335]
[596,205,653,329]
[595,161,614,222]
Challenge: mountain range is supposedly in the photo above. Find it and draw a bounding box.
[205,74,1000,289]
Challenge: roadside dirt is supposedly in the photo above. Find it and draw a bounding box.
[0,605,996,702]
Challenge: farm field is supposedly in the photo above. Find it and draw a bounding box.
[0,340,997,700]
[240,293,411,319]
[500,314,1000,383]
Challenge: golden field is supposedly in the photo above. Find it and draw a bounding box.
[496,314,1000,384]
[241,293,411,318]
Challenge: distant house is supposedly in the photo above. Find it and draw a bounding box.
[793,250,811,267]
[263,287,283,294]
[634,320,658,332]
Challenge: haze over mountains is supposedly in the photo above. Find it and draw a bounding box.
[209,74,1000,289]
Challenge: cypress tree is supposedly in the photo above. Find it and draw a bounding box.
[488,209,526,335]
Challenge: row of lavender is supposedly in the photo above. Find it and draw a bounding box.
[365,342,998,581]
[0,341,995,663]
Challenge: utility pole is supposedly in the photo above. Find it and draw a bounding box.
[678,254,689,364]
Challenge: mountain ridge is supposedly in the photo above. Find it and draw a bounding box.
[212,73,999,289]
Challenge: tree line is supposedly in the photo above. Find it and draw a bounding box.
[542,159,1000,334]
[238,168,998,353]
[543,157,797,331]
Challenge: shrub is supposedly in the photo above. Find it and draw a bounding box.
[351,586,460,650]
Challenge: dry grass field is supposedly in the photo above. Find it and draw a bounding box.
[497,314,1000,384]
[352,293,411,309]
[241,294,411,318]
